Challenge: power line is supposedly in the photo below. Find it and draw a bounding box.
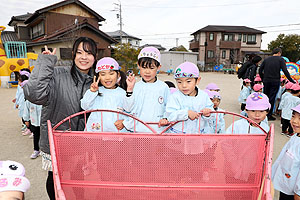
[255,23,300,29]
[122,0,278,9]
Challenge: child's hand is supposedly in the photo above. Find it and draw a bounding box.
[126,73,136,92]
[201,108,212,117]
[114,120,124,130]
[15,104,19,109]
[90,76,100,92]
[12,98,16,103]
[42,45,56,55]
[188,110,200,120]
[158,118,169,127]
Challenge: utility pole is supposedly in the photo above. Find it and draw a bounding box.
[113,1,123,44]
[176,38,179,47]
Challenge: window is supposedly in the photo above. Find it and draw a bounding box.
[224,34,233,41]
[238,34,242,41]
[243,34,247,42]
[209,33,214,41]
[247,34,256,43]
[207,50,214,58]
[60,48,72,59]
[222,50,226,59]
[31,21,45,39]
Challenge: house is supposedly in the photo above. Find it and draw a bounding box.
[189,25,266,67]
[106,30,141,48]
[3,0,116,64]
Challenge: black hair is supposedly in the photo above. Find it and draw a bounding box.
[272,48,282,54]
[164,81,176,88]
[291,89,300,94]
[71,37,97,84]
[248,54,256,61]
[138,57,160,68]
[252,56,262,65]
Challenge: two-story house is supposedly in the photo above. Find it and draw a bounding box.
[3,0,116,63]
[106,30,141,48]
[189,25,266,66]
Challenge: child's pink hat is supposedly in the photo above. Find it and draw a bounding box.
[95,57,120,73]
[243,78,251,83]
[292,104,300,114]
[280,78,285,82]
[253,84,264,92]
[285,82,294,89]
[205,83,220,91]
[254,76,262,82]
[208,91,221,99]
[138,46,161,63]
[174,62,199,79]
[246,92,271,110]
[291,83,300,91]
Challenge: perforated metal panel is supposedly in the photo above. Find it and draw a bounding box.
[52,132,266,200]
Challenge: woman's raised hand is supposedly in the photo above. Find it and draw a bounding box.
[42,45,57,55]
[90,76,100,92]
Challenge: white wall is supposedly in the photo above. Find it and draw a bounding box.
[160,51,198,72]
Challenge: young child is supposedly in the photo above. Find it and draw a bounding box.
[279,83,300,137]
[223,92,270,199]
[122,46,170,132]
[272,104,300,200]
[253,74,262,85]
[205,83,220,92]
[252,84,263,93]
[165,61,213,134]
[18,69,33,137]
[275,78,287,115]
[81,57,127,132]
[23,86,42,159]
[207,91,225,133]
[238,78,252,111]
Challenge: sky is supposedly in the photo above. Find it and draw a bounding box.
[1,0,300,51]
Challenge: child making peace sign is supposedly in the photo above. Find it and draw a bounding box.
[81,57,128,132]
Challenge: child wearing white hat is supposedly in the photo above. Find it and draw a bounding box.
[272,104,300,200]
[122,46,170,132]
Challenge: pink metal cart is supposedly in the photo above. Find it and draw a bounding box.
[48,110,274,200]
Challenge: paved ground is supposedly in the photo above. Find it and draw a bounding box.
[0,72,287,199]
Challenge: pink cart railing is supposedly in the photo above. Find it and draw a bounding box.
[48,110,274,200]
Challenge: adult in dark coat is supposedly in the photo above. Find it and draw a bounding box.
[23,37,97,199]
[259,48,296,120]
[237,54,256,79]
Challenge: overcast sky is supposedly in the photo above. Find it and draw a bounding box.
[1,0,300,50]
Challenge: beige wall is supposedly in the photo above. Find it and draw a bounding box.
[49,4,95,18]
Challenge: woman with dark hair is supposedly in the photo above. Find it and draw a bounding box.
[23,37,97,199]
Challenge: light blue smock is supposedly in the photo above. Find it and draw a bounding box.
[223,118,269,181]
[272,134,300,196]
[81,86,127,132]
[279,91,292,110]
[238,86,251,104]
[280,95,300,120]
[15,85,25,118]
[23,100,42,126]
[165,89,214,134]
[123,79,170,133]
[211,108,226,133]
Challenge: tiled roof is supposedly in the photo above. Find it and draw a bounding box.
[106,30,141,41]
[25,0,105,24]
[192,25,266,35]
[26,21,116,47]
[8,13,33,26]
[140,44,166,51]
